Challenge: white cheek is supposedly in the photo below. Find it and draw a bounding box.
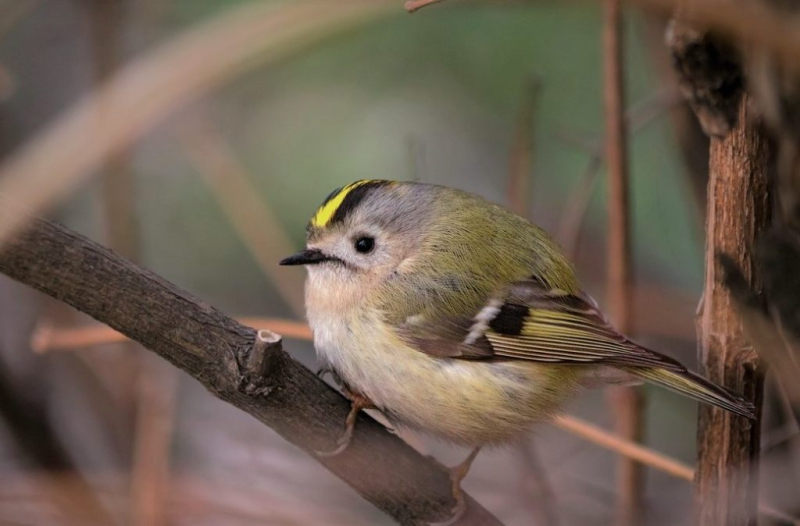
[304,264,359,320]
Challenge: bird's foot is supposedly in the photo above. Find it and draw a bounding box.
[315,392,375,457]
[429,447,482,526]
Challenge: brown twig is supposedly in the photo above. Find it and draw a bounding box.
[552,416,798,524]
[31,318,313,353]
[0,218,502,526]
[601,1,643,524]
[177,112,305,317]
[405,0,448,13]
[552,415,693,480]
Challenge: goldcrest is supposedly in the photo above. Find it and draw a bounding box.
[281,179,754,520]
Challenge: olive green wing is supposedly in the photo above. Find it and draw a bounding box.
[397,277,683,370]
[395,277,755,419]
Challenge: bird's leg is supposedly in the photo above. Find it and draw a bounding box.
[430,446,482,526]
[316,390,376,457]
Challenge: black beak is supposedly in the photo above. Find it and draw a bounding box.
[279,249,332,266]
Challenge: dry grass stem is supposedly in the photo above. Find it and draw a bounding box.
[552,415,693,480]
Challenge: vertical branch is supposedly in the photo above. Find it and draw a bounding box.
[695,95,770,526]
[602,1,643,525]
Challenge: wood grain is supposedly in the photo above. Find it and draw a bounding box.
[695,96,771,526]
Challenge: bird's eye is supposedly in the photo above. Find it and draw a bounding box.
[354,236,375,254]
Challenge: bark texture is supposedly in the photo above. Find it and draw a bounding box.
[695,96,771,526]
[667,21,744,138]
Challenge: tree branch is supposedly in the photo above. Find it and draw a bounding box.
[0,218,503,526]
[695,95,770,526]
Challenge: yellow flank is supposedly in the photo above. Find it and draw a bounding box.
[311,180,372,228]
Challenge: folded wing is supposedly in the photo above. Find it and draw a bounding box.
[396,277,755,419]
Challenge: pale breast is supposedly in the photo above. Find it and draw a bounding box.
[309,308,581,446]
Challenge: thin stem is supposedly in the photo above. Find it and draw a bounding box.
[602,2,643,525]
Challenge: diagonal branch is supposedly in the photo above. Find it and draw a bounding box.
[0,218,502,526]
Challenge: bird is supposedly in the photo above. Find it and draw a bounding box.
[280,179,755,523]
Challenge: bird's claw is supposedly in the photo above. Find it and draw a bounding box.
[315,394,375,458]
[315,421,356,457]
[428,500,467,526]
[427,447,481,526]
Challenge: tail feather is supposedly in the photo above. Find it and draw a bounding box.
[629,367,756,419]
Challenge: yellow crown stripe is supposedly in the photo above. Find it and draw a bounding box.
[311,180,373,228]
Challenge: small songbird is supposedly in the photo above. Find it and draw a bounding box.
[280,180,755,522]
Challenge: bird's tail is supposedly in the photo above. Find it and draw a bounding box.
[628,367,756,419]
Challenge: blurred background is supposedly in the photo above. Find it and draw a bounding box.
[0,0,797,525]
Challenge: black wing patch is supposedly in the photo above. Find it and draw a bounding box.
[397,277,684,371]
